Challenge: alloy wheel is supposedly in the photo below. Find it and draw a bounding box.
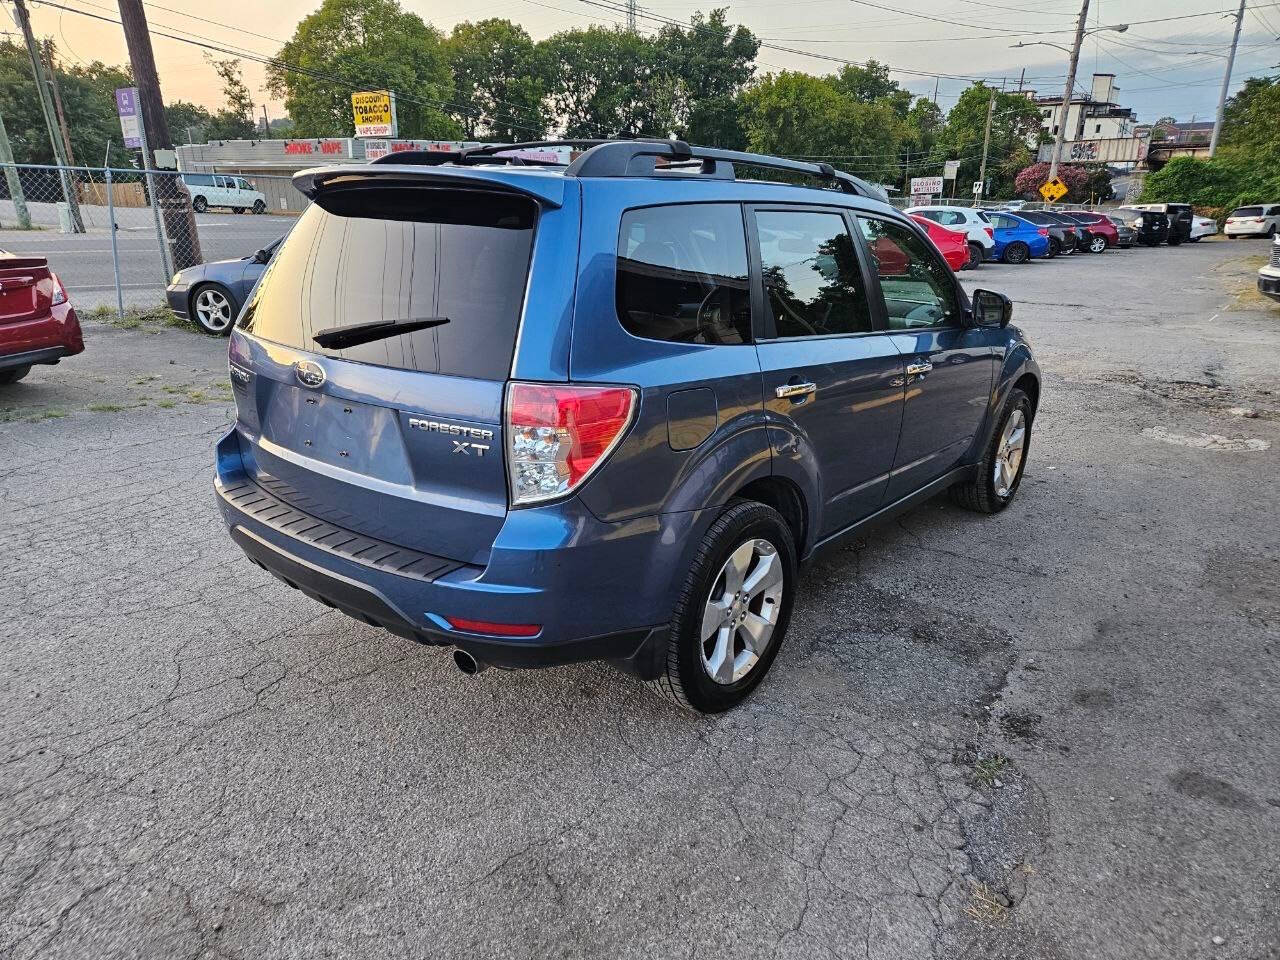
[699,538,784,685]
[993,408,1027,498]
[1089,235,1107,253]
[194,288,233,333]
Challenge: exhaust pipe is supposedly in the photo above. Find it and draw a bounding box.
[453,649,488,675]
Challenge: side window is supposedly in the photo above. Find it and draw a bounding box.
[990,215,1009,229]
[236,178,252,191]
[214,176,229,189]
[938,211,964,226]
[917,210,943,224]
[753,209,874,339]
[616,203,752,345]
[857,217,960,331]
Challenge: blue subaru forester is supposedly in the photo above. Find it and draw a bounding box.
[215,140,1040,713]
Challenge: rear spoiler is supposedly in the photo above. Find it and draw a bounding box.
[292,165,566,208]
[0,254,49,271]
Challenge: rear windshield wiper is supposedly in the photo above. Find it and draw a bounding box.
[312,316,450,350]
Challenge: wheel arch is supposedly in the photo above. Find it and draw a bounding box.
[729,475,809,559]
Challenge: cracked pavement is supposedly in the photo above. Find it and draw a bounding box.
[2,239,1278,959]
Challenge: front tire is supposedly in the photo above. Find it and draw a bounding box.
[967,242,984,269]
[950,388,1032,514]
[1046,237,1060,258]
[0,364,32,385]
[252,200,266,215]
[232,206,245,215]
[1003,241,1030,264]
[190,282,238,336]
[648,500,797,713]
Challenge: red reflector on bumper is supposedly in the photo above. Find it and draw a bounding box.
[445,617,541,638]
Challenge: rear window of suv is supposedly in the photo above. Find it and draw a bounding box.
[237,187,535,381]
[1232,207,1262,217]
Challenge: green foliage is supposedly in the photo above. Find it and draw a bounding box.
[1141,78,1280,210]
[659,9,758,147]
[266,0,460,139]
[740,71,903,183]
[928,84,1040,198]
[0,40,134,166]
[447,19,548,141]
[540,26,678,138]
[205,56,257,139]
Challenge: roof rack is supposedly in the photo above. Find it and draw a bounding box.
[370,138,877,198]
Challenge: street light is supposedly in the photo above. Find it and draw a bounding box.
[1015,5,1130,181]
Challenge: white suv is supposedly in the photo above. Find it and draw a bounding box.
[181,173,268,215]
[1224,204,1280,238]
[905,205,996,267]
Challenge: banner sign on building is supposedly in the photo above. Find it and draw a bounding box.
[115,87,142,149]
[282,139,349,157]
[351,90,397,138]
[909,175,944,196]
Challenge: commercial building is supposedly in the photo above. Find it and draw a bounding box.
[1026,73,1147,169]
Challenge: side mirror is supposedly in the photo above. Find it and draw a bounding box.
[971,288,1013,328]
[252,248,270,264]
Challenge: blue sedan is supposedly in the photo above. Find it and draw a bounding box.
[986,212,1051,264]
[166,237,282,335]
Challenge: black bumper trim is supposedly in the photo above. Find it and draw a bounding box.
[0,346,68,371]
[230,523,670,676]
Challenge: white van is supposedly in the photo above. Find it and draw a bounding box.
[181,173,267,215]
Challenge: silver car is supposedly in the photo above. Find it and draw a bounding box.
[166,238,281,335]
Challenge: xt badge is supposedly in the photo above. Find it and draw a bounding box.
[408,417,493,457]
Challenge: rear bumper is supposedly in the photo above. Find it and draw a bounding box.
[214,429,701,677]
[1225,224,1270,237]
[0,304,83,369]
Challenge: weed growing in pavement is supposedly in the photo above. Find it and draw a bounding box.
[87,402,136,413]
[89,304,189,330]
[964,882,1010,926]
[1,407,68,423]
[971,754,1008,788]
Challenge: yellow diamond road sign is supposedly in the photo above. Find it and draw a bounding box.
[1039,177,1068,202]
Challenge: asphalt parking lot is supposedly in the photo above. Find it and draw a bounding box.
[2,238,1278,959]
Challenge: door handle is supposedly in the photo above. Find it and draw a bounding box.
[905,361,933,376]
[775,381,817,400]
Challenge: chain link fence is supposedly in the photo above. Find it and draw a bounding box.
[0,163,304,313]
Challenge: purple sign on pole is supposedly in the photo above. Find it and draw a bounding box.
[115,87,142,149]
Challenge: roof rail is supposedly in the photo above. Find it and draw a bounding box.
[368,138,879,198]
[564,140,875,197]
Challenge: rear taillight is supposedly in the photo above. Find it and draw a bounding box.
[505,381,637,506]
[984,227,994,239]
[1037,228,1048,236]
[50,273,67,306]
[443,616,541,638]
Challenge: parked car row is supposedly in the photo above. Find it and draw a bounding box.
[906,201,1231,267]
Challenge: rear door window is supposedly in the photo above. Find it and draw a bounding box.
[237,187,536,381]
[616,203,752,344]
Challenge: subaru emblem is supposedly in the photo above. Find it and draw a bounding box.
[294,360,326,389]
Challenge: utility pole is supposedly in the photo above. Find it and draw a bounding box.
[932,76,939,105]
[117,0,202,268]
[11,0,83,232]
[1208,0,1245,157]
[260,104,269,137]
[977,89,996,202]
[42,39,75,166]
[1048,0,1089,181]
[1017,67,1025,94]
[0,111,32,229]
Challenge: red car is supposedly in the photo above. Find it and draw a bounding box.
[1062,211,1120,253]
[0,252,83,385]
[910,214,971,271]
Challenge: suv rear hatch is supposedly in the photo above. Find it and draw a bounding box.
[0,254,54,326]
[228,177,546,566]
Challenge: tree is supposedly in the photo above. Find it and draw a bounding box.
[205,55,257,139]
[541,27,677,138]
[930,84,1040,198]
[739,71,903,184]
[165,100,215,144]
[658,9,758,147]
[267,0,459,139]
[833,61,912,118]
[447,19,548,141]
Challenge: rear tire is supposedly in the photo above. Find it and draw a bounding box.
[967,242,984,269]
[192,195,207,213]
[950,388,1032,514]
[1003,241,1030,264]
[0,365,32,385]
[647,500,797,714]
